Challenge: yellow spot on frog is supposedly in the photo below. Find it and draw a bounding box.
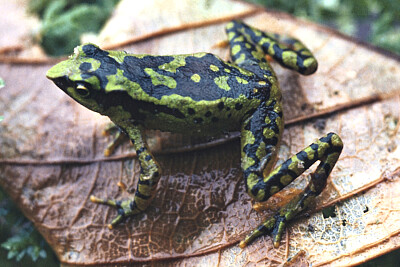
[255,141,266,161]
[236,77,248,84]
[331,134,343,147]
[232,44,241,55]
[191,74,201,83]
[245,173,258,196]
[193,52,207,58]
[254,28,262,36]
[124,80,149,100]
[268,45,276,56]
[234,36,245,43]
[158,56,186,73]
[226,22,234,29]
[270,185,280,195]
[214,76,230,91]
[305,148,315,161]
[138,184,152,197]
[210,64,219,72]
[108,50,127,64]
[240,129,256,169]
[263,128,276,139]
[288,157,301,171]
[280,174,293,186]
[259,37,271,46]
[255,190,265,201]
[224,68,231,73]
[282,51,298,69]
[235,53,246,64]
[303,57,318,74]
[145,68,177,89]
[258,81,267,85]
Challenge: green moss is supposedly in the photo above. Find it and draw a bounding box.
[31,0,120,56]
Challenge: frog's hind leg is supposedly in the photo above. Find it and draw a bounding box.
[227,20,318,75]
[91,125,161,229]
[225,20,272,76]
[227,20,342,248]
[239,132,343,248]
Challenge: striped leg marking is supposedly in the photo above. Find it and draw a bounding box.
[240,133,343,248]
[90,125,160,228]
[226,20,318,75]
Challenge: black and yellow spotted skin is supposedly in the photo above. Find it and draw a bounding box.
[46,20,343,248]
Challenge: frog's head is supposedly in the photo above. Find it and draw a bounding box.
[46,43,118,115]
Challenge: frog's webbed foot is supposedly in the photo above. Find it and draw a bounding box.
[90,171,158,228]
[90,195,141,229]
[239,212,281,248]
[102,123,129,156]
[239,191,309,248]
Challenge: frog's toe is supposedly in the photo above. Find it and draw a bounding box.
[102,122,119,136]
[90,196,136,227]
[102,125,129,156]
[108,212,125,229]
[239,214,286,248]
[90,195,119,207]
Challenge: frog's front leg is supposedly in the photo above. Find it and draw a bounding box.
[102,123,129,157]
[240,108,343,247]
[90,125,160,228]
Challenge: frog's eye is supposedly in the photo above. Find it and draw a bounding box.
[75,83,90,97]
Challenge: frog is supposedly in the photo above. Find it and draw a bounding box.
[46,20,343,248]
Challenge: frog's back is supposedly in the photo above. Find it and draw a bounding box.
[123,53,267,101]
[79,44,270,134]
[80,44,267,101]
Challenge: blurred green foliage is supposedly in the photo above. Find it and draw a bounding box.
[0,188,58,266]
[29,0,120,56]
[30,0,400,55]
[248,0,400,54]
